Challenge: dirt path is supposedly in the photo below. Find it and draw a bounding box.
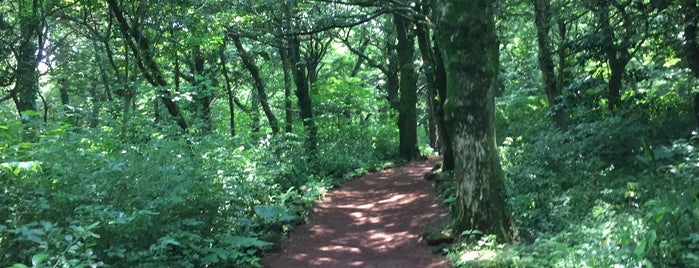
[262,157,450,268]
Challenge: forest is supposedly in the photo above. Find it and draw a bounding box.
[1,0,698,267]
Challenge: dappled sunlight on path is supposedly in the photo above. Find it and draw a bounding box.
[262,157,449,268]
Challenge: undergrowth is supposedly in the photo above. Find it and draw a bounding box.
[0,114,398,267]
[443,90,699,267]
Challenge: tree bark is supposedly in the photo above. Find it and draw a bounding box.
[280,45,294,133]
[435,0,515,242]
[231,35,280,134]
[532,0,567,129]
[394,13,420,160]
[289,36,318,154]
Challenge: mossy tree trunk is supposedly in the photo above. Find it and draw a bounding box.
[394,13,420,160]
[434,0,515,242]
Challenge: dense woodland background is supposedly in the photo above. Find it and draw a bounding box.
[1,0,699,267]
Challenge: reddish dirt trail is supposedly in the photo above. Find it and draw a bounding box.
[262,157,450,268]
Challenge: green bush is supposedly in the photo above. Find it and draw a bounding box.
[448,91,698,267]
[0,97,397,267]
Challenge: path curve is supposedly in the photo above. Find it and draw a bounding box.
[262,157,449,268]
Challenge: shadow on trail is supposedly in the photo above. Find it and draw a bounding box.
[262,157,449,268]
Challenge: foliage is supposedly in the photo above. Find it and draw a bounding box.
[446,87,699,267]
[0,111,395,267]
[2,0,699,266]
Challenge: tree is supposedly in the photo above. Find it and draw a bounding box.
[434,0,515,241]
[231,34,280,135]
[394,12,420,160]
[337,19,400,111]
[284,1,318,154]
[106,0,189,132]
[532,0,567,129]
[414,0,453,170]
[581,0,667,110]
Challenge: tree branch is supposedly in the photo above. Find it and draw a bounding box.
[336,32,389,74]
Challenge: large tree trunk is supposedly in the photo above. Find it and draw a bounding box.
[533,0,567,129]
[394,14,420,160]
[435,0,515,242]
[232,35,280,134]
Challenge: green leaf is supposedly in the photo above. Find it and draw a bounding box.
[21,110,41,117]
[635,239,646,260]
[31,253,49,266]
[253,205,283,220]
[201,253,219,264]
[228,236,272,248]
[161,238,181,247]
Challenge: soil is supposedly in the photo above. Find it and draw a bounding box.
[261,157,450,268]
